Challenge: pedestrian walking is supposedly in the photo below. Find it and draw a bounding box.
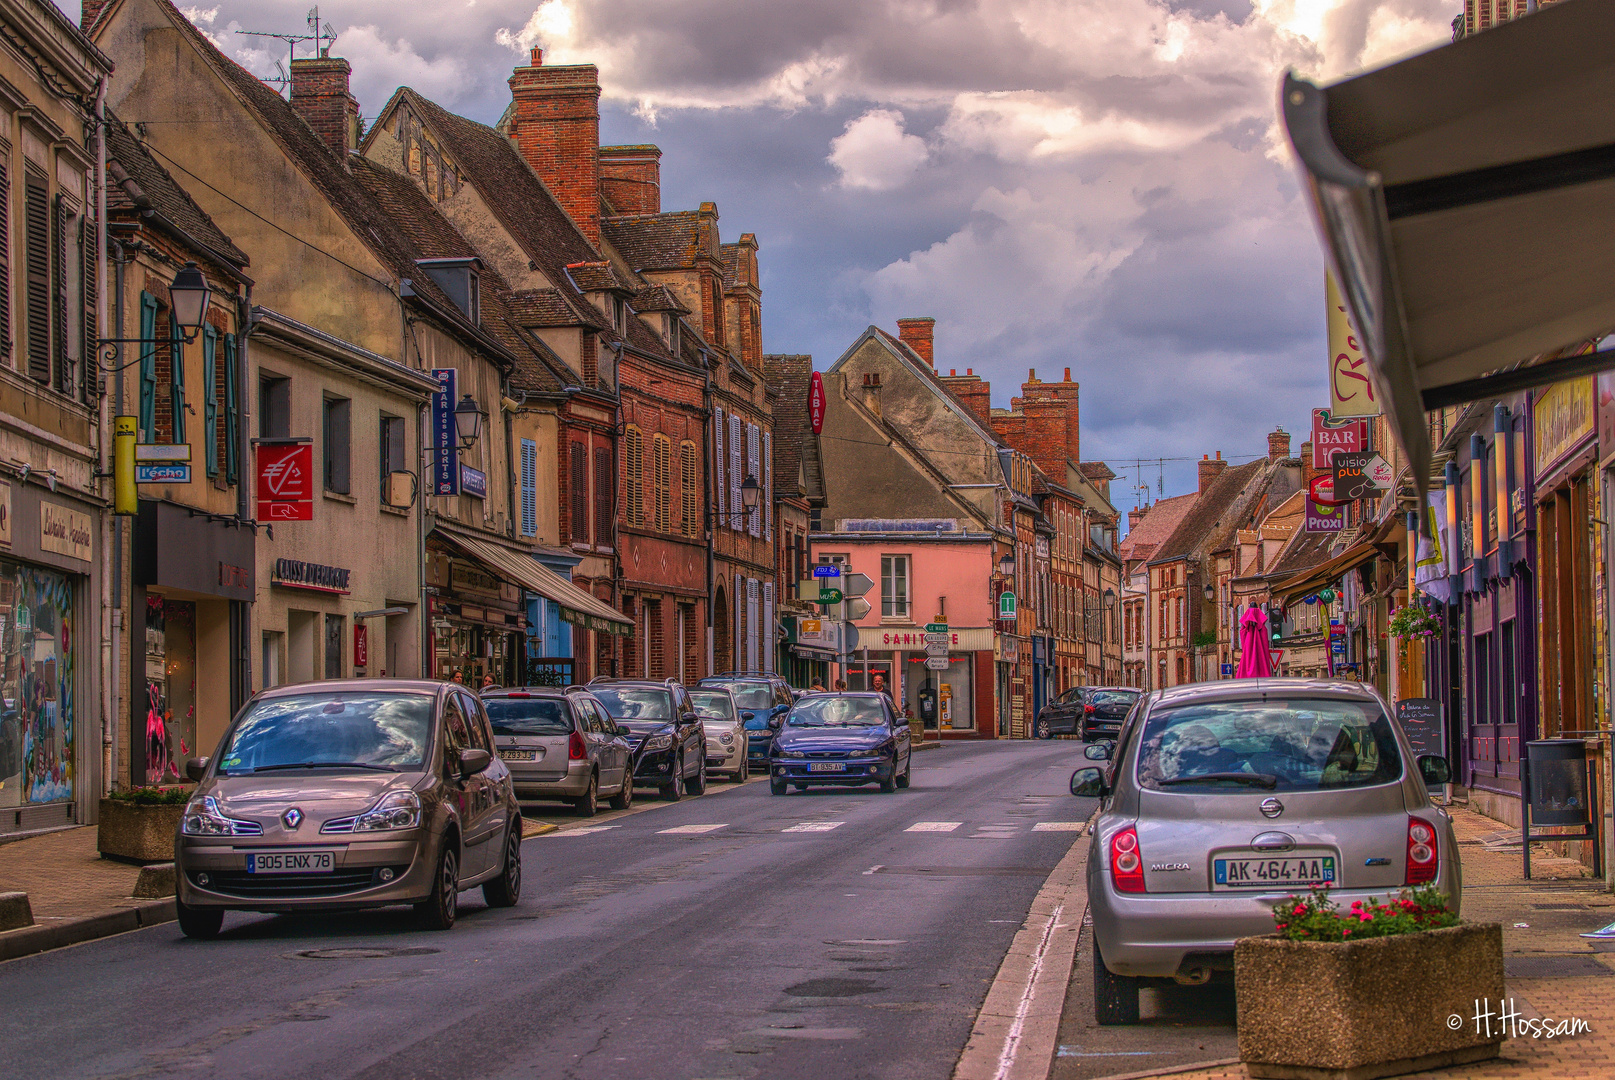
[810,679,826,693]
[833,679,846,691]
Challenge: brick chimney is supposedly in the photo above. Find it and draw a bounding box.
[508,48,602,246]
[81,0,109,30]
[859,371,883,417]
[1022,365,1080,465]
[599,145,661,215]
[896,317,935,365]
[1198,451,1227,493]
[290,57,361,157]
[1268,426,1292,461]
[1129,505,1150,532]
[939,368,992,426]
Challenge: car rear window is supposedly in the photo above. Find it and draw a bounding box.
[709,682,772,709]
[689,692,734,719]
[1091,691,1138,706]
[484,697,572,736]
[592,688,673,720]
[1136,698,1401,793]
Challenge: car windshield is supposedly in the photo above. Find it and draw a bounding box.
[217,692,434,773]
[787,696,886,728]
[711,682,773,709]
[1136,698,1402,792]
[689,692,735,720]
[484,697,572,736]
[592,688,673,721]
[1091,691,1139,707]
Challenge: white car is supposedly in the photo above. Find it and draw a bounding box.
[690,688,748,783]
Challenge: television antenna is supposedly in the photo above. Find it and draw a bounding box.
[237,7,339,97]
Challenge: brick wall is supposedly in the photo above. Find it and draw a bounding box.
[507,49,602,246]
[939,369,992,426]
[896,317,934,365]
[290,57,360,156]
[600,145,661,214]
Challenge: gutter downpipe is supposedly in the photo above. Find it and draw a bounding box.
[702,349,715,675]
[235,285,256,705]
[94,76,113,798]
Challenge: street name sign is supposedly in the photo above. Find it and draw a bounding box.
[925,657,950,670]
[925,622,948,633]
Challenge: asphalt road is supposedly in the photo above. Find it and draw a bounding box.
[1,740,1096,1080]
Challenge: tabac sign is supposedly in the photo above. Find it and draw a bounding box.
[809,371,826,434]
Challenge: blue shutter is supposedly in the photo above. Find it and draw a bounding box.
[223,334,239,485]
[138,292,157,439]
[520,438,537,537]
[170,317,186,444]
[203,324,218,477]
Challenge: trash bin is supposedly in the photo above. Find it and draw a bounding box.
[1527,739,1589,827]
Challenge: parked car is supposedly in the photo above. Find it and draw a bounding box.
[769,692,912,795]
[1071,678,1459,1025]
[481,686,632,816]
[173,679,522,938]
[1035,686,1140,740]
[689,688,748,783]
[699,674,793,768]
[589,678,707,800]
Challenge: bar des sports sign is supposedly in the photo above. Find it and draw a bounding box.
[256,443,313,521]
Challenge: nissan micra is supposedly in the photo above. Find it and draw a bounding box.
[1072,678,1458,1024]
[174,680,522,938]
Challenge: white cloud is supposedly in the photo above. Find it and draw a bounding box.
[828,109,928,190]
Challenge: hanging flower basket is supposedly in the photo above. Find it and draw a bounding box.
[1388,604,1442,643]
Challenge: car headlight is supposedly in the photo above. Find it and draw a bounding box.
[719,733,734,745]
[182,795,258,836]
[642,734,674,752]
[782,750,806,759]
[350,790,422,832]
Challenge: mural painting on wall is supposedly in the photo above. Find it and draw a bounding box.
[144,597,197,784]
[0,562,75,806]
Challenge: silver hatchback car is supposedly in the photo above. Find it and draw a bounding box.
[1073,678,1459,1024]
[482,687,633,816]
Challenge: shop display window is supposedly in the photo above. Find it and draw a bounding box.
[144,596,197,784]
[0,561,76,806]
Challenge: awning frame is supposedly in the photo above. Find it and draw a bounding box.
[435,530,632,636]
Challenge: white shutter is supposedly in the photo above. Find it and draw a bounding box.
[729,414,743,530]
[762,581,774,672]
[747,424,761,537]
[714,406,726,523]
[763,430,773,541]
[746,578,760,671]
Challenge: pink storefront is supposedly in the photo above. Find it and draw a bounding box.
[812,532,1000,738]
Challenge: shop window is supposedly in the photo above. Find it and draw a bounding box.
[1501,620,1517,727]
[0,561,76,807]
[381,413,408,504]
[260,374,290,439]
[143,596,196,785]
[323,396,351,494]
[569,441,588,543]
[880,555,909,620]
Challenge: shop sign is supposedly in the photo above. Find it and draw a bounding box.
[812,564,840,578]
[799,618,822,635]
[1327,272,1380,418]
[460,464,488,499]
[271,558,351,594]
[1534,376,1594,477]
[1311,408,1367,468]
[1599,371,1615,467]
[0,480,10,549]
[875,628,993,652]
[1331,451,1388,502]
[809,370,826,434]
[136,463,191,484]
[353,624,369,669]
[39,501,92,562]
[430,368,460,496]
[999,591,1016,619]
[450,561,501,596]
[135,443,190,462]
[1305,493,1344,533]
[256,442,313,521]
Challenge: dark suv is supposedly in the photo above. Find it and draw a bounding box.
[698,672,794,768]
[589,678,707,800]
[1035,686,1141,740]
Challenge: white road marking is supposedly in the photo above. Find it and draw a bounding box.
[1032,822,1086,832]
[993,901,1065,1080]
[905,821,962,832]
[555,826,620,835]
[783,821,843,832]
[657,823,728,834]
[862,865,883,875]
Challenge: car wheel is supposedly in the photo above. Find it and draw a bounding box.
[895,757,912,789]
[575,772,599,817]
[687,754,707,796]
[662,755,684,801]
[608,773,634,811]
[414,843,459,932]
[879,769,898,793]
[482,821,522,908]
[770,777,787,795]
[1093,938,1140,1025]
[176,900,224,940]
[1035,718,1052,740]
[733,757,748,783]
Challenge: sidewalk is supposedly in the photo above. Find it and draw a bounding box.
[0,827,174,962]
[1127,806,1615,1080]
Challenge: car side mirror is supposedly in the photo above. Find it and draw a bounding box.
[184,757,209,782]
[741,711,756,722]
[1084,741,1113,761]
[458,748,491,779]
[1418,755,1451,786]
[1071,767,1109,798]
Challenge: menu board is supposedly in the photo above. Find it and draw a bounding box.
[1397,698,1444,761]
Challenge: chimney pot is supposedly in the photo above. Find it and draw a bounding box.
[531,47,544,65]
[1064,367,1071,381]
[949,369,956,376]
[967,368,973,375]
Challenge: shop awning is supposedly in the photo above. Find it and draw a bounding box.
[440,531,632,636]
[1281,0,1615,495]
[1271,536,1385,606]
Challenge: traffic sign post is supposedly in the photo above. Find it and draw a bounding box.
[818,587,844,605]
[835,571,876,686]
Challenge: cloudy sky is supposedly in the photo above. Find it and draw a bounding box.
[65,0,1457,507]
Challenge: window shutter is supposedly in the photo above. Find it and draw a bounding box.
[734,572,744,672]
[138,291,158,438]
[762,582,774,672]
[82,207,99,402]
[170,318,186,443]
[653,435,670,532]
[203,324,218,477]
[763,430,773,541]
[593,445,612,543]
[520,438,537,537]
[53,195,67,394]
[24,178,49,385]
[223,335,239,484]
[624,427,643,528]
[680,442,697,537]
[747,423,761,537]
[569,441,588,542]
[746,578,759,671]
[713,406,726,522]
[0,150,10,360]
[728,414,742,528]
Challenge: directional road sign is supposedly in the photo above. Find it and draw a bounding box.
[924,657,950,671]
[925,622,948,633]
[845,597,872,621]
[843,572,874,599]
[922,632,950,645]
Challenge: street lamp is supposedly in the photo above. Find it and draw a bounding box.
[740,473,761,512]
[1203,583,1216,602]
[167,262,212,343]
[454,394,482,448]
[999,552,1016,578]
[1103,586,1117,610]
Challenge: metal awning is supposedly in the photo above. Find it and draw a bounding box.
[438,531,632,636]
[1271,537,1384,606]
[1282,0,1615,494]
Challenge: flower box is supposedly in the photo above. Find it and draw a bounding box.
[97,799,187,865]
[1235,922,1505,1079]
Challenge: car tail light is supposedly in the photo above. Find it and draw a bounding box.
[507,692,531,698]
[569,730,588,761]
[1406,817,1438,884]
[1084,705,1096,715]
[1110,827,1146,893]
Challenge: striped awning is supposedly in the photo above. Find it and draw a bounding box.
[438,531,631,635]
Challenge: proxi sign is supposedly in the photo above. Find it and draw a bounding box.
[809,371,826,434]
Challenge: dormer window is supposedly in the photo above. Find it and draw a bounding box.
[612,295,630,335]
[664,314,680,354]
[416,257,482,323]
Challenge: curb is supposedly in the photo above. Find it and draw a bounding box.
[913,741,945,752]
[0,900,175,964]
[1093,1058,1241,1080]
[521,821,560,838]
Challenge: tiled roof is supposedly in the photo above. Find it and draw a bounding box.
[566,261,628,293]
[763,354,813,499]
[1118,492,1197,562]
[602,211,704,271]
[1154,460,1266,562]
[506,289,577,327]
[105,110,247,268]
[1268,530,1335,579]
[720,242,743,288]
[1079,461,1117,481]
[630,284,687,313]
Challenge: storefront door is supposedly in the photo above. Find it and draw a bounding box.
[0,560,77,808]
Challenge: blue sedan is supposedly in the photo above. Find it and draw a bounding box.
[769,693,912,795]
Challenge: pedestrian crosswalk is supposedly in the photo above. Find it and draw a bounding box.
[782,821,844,833]
[551,818,1085,838]
[657,823,729,834]
[906,821,963,832]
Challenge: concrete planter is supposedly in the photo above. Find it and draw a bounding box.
[97,800,187,865]
[1235,922,1505,1080]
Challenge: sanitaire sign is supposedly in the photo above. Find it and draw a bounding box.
[872,628,993,652]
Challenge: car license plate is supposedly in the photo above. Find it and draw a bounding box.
[809,762,846,772]
[499,749,538,761]
[246,850,337,874]
[1213,855,1335,889]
